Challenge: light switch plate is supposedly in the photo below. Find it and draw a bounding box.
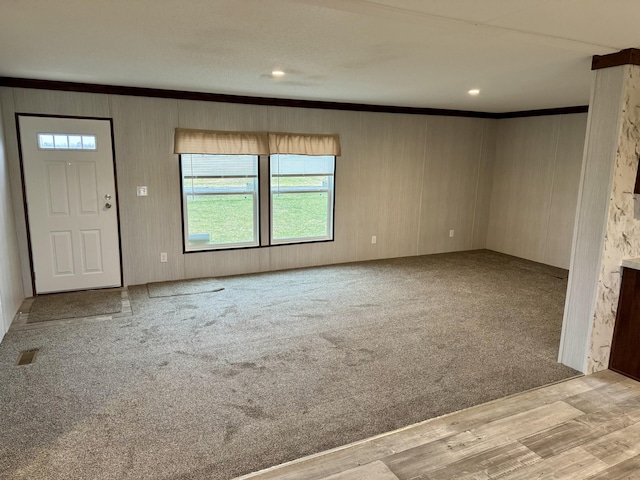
[137,186,148,196]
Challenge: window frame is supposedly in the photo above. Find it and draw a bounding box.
[180,153,261,253]
[268,154,336,246]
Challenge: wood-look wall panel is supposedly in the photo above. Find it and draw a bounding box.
[184,248,269,279]
[353,111,381,263]
[472,120,497,249]
[377,114,426,259]
[0,91,25,335]
[0,88,32,297]
[13,88,110,117]
[356,112,426,261]
[486,114,587,269]
[544,114,588,268]
[330,110,363,265]
[110,95,184,285]
[177,99,269,131]
[268,242,340,272]
[487,116,561,262]
[419,116,485,254]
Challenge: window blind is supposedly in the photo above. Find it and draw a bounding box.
[270,154,335,176]
[182,154,258,178]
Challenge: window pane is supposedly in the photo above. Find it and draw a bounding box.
[53,135,69,149]
[181,154,259,251]
[38,134,54,149]
[82,135,97,150]
[270,154,335,244]
[272,192,329,239]
[68,135,83,149]
[186,193,256,245]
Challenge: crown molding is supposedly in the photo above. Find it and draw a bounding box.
[0,76,588,119]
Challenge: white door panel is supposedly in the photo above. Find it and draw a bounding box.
[19,116,121,293]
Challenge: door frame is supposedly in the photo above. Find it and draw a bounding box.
[15,113,124,295]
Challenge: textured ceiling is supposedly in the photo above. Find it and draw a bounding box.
[1,0,639,112]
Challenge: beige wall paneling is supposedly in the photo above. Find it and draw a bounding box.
[560,67,625,372]
[333,111,365,265]
[356,112,426,261]
[0,87,31,297]
[0,92,25,335]
[418,116,485,254]
[267,242,342,273]
[110,95,183,285]
[183,248,267,279]
[544,114,588,269]
[178,100,271,278]
[471,120,498,249]
[12,88,110,117]
[177,99,269,131]
[267,105,364,269]
[487,116,561,263]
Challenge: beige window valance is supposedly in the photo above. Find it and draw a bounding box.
[268,132,341,156]
[174,129,341,156]
[174,128,269,155]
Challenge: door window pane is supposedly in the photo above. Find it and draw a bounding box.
[38,134,54,149]
[53,135,69,149]
[81,135,96,150]
[68,135,83,149]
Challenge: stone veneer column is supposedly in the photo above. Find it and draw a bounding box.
[560,49,640,373]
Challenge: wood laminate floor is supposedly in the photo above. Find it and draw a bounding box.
[238,370,640,480]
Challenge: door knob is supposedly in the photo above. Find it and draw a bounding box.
[105,202,112,209]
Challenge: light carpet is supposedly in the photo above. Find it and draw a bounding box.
[0,250,578,479]
[147,278,225,298]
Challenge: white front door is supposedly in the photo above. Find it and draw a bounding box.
[19,115,121,294]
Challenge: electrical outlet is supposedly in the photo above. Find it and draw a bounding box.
[449,229,454,238]
[160,252,167,263]
[137,186,148,197]
[371,235,377,244]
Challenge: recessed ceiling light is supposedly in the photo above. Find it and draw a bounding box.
[468,89,480,96]
[272,70,285,77]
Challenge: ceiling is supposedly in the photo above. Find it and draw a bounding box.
[1,0,639,113]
